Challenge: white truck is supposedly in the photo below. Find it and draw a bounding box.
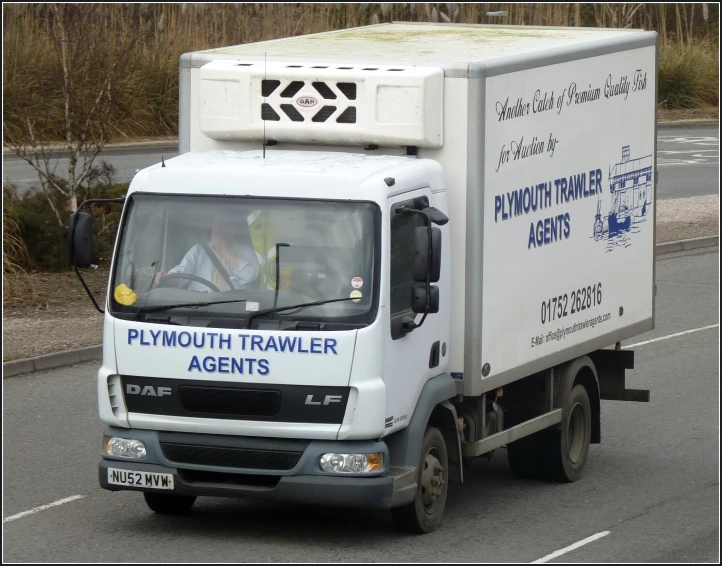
[70,22,656,533]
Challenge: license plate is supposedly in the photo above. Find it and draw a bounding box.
[108,468,174,490]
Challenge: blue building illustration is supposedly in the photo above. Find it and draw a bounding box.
[593,145,653,250]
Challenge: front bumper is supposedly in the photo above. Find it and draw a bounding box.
[99,427,417,509]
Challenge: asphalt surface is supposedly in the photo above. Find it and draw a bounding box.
[2,249,719,563]
[657,128,719,199]
[2,145,178,195]
[3,126,719,200]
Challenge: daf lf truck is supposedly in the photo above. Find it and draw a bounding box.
[69,22,656,533]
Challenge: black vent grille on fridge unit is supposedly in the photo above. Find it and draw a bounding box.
[280,81,305,98]
[312,82,337,99]
[336,83,357,100]
[280,104,304,122]
[261,103,281,121]
[261,80,281,97]
[312,106,337,123]
[336,107,357,124]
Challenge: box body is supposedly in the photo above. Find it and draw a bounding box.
[180,23,657,396]
[474,44,656,395]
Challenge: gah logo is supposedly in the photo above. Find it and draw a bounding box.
[296,95,318,108]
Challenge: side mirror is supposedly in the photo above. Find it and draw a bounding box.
[413,226,441,283]
[68,212,94,268]
[67,197,124,314]
[411,283,439,314]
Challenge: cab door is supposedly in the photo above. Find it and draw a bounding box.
[383,188,450,434]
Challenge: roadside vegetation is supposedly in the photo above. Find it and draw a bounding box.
[4,3,718,141]
[2,3,719,310]
[658,40,719,109]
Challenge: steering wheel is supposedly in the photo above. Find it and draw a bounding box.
[156,273,221,293]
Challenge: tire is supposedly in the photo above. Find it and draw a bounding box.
[392,427,449,534]
[542,383,592,482]
[143,492,197,515]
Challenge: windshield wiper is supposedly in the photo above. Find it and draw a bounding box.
[245,297,360,329]
[136,299,247,316]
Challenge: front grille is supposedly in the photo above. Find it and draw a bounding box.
[161,442,302,470]
[122,375,349,424]
[179,386,280,417]
[178,469,281,488]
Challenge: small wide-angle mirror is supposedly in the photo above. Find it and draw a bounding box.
[411,283,439,314]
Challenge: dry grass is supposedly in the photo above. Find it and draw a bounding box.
[3,268,108,360]
[658,106,719,122]
[3,267,103,361]
[3,267,109,312]
[2,199,38,305]
[659,41,720,109]
[3,4,719,141]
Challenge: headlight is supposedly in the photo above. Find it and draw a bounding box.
[319,453,382,473]
[104,436,147,460]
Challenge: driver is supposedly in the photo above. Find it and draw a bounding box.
[155,211,260,292]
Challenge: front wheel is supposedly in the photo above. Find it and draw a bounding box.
[391,427,449,534]
[143,492,197,515]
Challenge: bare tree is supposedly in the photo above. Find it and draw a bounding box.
[594,3,645,29]
[4,4,141,225]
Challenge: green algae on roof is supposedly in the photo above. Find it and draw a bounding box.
[311,26,558,42]
[201,23,639,62]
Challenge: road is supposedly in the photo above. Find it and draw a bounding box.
[3,248,718,562]
[657,127,719,199]
[2,145,178,195]
[3,126,719,199]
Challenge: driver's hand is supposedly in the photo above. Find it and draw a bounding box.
[155,271,166,285]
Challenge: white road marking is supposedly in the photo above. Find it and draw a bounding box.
[625,323,719,349]
[532,531,611,563]
[3,495,85,524]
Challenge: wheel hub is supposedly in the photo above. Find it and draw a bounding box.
[420,451,445,512]
[567,401,586,465]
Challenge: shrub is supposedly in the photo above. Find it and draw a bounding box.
[658,41,719,109]
[2,192,37,305]
[3,181,129,272]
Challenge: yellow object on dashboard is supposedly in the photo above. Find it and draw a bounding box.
[114,284,137,306]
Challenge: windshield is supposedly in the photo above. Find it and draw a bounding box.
[111,194,380,329]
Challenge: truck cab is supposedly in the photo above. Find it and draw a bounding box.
[88,149,455,530]
[103,149,450,440]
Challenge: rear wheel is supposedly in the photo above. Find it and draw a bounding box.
[392,427,448,534]
[143,492,197,514]
[543,383,592,482]
[507,434,542,479]
[507,383,592,482]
